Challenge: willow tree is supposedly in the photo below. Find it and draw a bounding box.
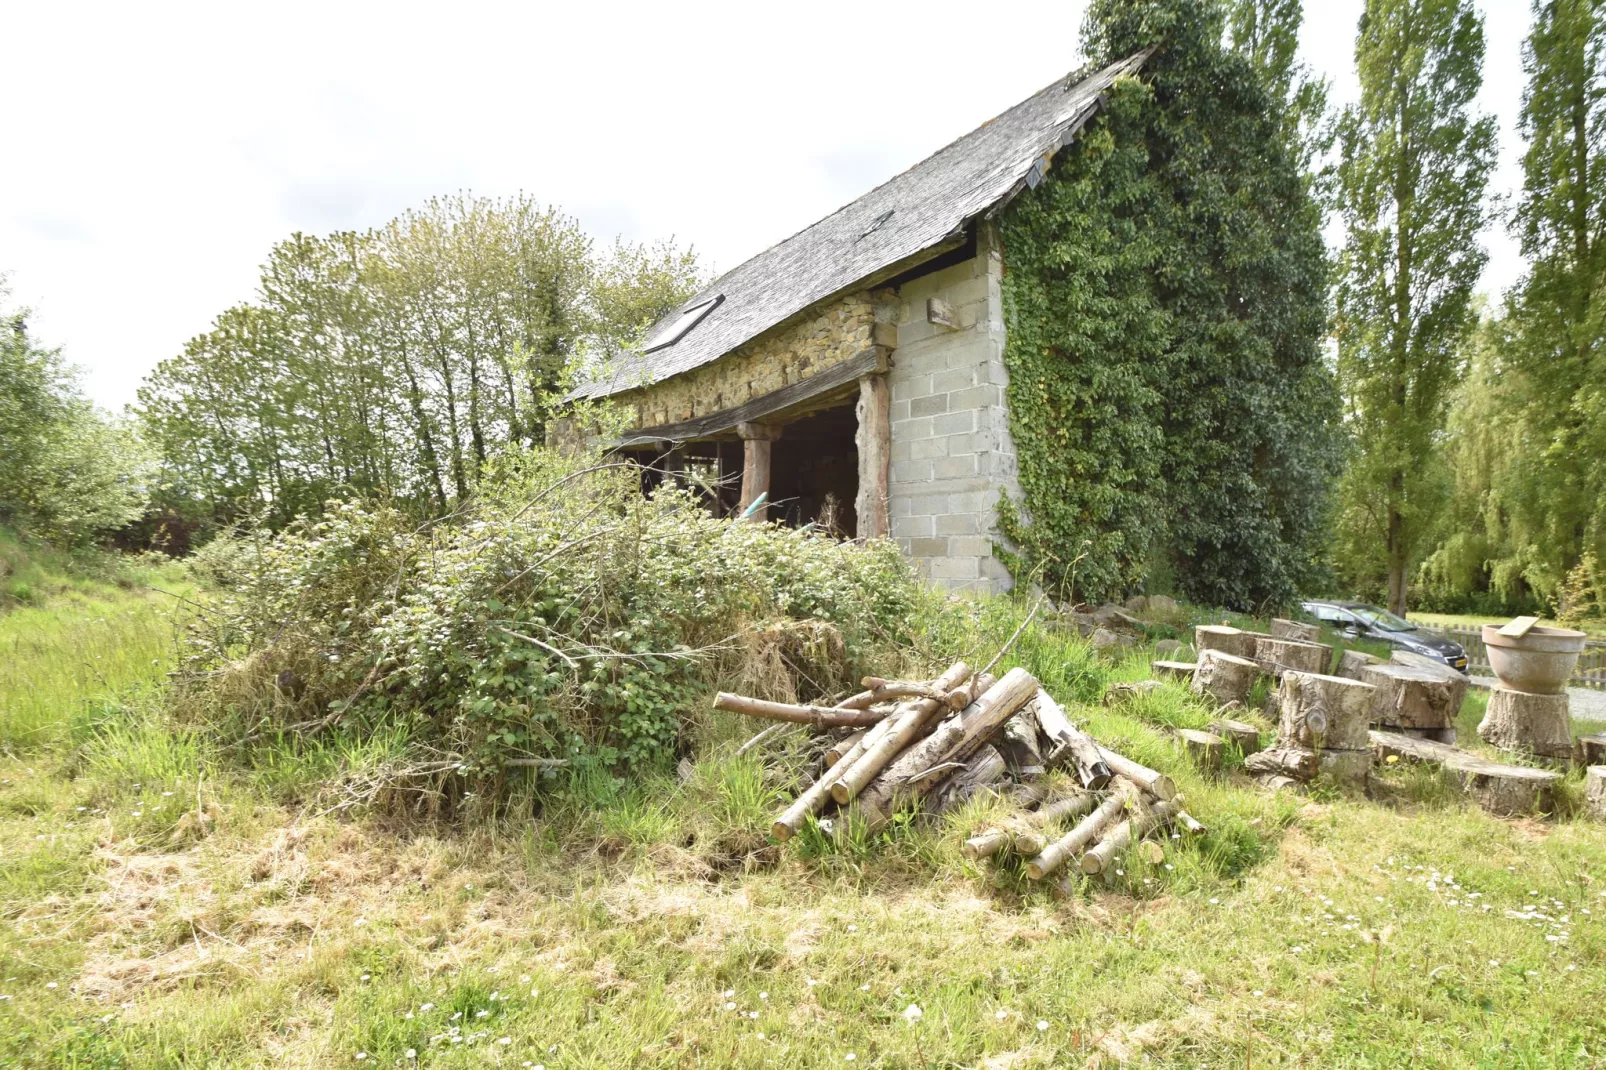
[1332,0,1496,613]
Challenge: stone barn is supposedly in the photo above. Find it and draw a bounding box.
[569,51,1148,594]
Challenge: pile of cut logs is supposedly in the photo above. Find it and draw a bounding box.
[714,662,1199,880]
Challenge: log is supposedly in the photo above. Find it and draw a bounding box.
[997,706,1046,779]
[1243,745,1319,781]
[1011,793,1098,857]
[1081,797,1174,875]
[1208,718,1262,756]
[1277,671,1375,752]
[1026,781,1137,879]
[928,745,1009,814]
[1335,648,1384,681]
[852,668,1035,823]
[826,662,972,804]
[1359,663,1466,730]
[1577,733,1606,767]
[1172,808,1207,836]
[713,693,887,728]
[1152,660,1197,681]
[1034,690,1113,790]
[963,827,1015,860]
[1256,774,1303,792]
[771,715,897,840]
[1585,767,1606,823]
[1255,637,1333,678]
[862,679,973,708]
[1135,839,1166,864]
[1095,745,1177,801]
[1477,685,1573,761]
[824,728,869,766]
[1104,680,1164,706]
[1196,625,1258,660]
[1270,618,1321,643]
[834,689,879,711]
[1176,728,1223,773]
[1190,650,1261,705]
[737,722,792,756]
[1370,729,1563,816]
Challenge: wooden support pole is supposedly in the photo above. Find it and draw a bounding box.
[737,421,781,521]
[854,373,891,539]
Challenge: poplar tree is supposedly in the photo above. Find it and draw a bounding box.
[1331,0,1496,613]
[1499,0,1606,602]
[1227,0,1331,170]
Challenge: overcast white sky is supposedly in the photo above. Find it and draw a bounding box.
[2,0,1532,411]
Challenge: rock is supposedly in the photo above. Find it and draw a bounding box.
[1147,594,1179,616]
[1093,603,1148,633]
[1154,638,1185,658]
[1091,627,1135,653]
[1124,595,1150,614]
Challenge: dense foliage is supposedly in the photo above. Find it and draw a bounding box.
[1330,0,1497,614]
[178,448,919,802]
[0,280,151,545]
[137,195,702,534]
[996,0,1340,609]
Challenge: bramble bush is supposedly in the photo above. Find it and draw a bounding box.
[175,447,920,805]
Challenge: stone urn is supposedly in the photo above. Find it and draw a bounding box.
[1482,624,1587,695]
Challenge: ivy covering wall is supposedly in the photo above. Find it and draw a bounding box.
[996,0,1341,609]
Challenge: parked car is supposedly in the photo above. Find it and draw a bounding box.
[1299,600,1470,674]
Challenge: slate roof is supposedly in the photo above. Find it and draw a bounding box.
[571,50,1149,400]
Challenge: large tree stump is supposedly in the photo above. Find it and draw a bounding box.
[1585,767,1606,823]
[1244,745,1318,781]
[1478,686,1572,761]
[1255,637,1333,678]
[1191,650,1261,704]
[1360,663,1463,730]
[1370,729,1563,816]
[1270,618,1320,643]
[1336,648,1383,681]
[1278,671,1374,751]
[1196,625,1258,660]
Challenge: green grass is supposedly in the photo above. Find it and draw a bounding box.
[2,559,1605,1066]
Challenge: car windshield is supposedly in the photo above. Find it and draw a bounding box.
[1351,605,1416,633]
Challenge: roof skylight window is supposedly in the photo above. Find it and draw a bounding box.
[644,295,723,352]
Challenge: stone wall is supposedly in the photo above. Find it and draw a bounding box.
[619,293,878,430]
[887,223,1019,593]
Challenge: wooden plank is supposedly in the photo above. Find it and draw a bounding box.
[615,347,888,446]
[1498,616,1541,639]
[854,373,891,539]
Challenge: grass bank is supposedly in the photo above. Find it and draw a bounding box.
[1,554,1604,1066]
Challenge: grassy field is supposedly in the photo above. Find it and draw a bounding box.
[2,566,1605,1066]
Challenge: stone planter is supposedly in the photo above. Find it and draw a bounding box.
[1482,624,1586,695]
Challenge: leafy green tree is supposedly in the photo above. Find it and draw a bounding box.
[1227,0,1332,170]
[997,0,1340,607]
[1331,0,1496,613]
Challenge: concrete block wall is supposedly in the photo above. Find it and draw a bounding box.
[887,223,1019,593]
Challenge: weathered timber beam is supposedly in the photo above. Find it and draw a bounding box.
[614,347,889,447]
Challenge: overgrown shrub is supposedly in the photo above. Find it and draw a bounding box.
[175,448,920,802]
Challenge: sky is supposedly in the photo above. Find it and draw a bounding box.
[2,0,1534,411]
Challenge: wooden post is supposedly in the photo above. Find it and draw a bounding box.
[854,373,891,539]
[737,421,781,521]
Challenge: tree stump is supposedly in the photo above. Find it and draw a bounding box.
[1244,745,1318,781]
[1195,625,1258,660]
[1360,663,1462,730]
[1576,733,1606,767]
[1176,728,1223,773]
[1336,648,1383,681]
[1208,717,1263,757]
[1270,618,1320,643]
[1255,637,1333,678]
[1478,686,1572,761]
[1370,729,1563,816]
[1585,767,1606,823]
[1277,671,1374,785]
[1191,650,1260,704]
[1152,660,1196,681]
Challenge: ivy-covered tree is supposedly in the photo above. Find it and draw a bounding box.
[997,0,1339,608]
[1331,0,1496,614]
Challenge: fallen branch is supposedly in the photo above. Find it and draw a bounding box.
[713,693,887,728]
